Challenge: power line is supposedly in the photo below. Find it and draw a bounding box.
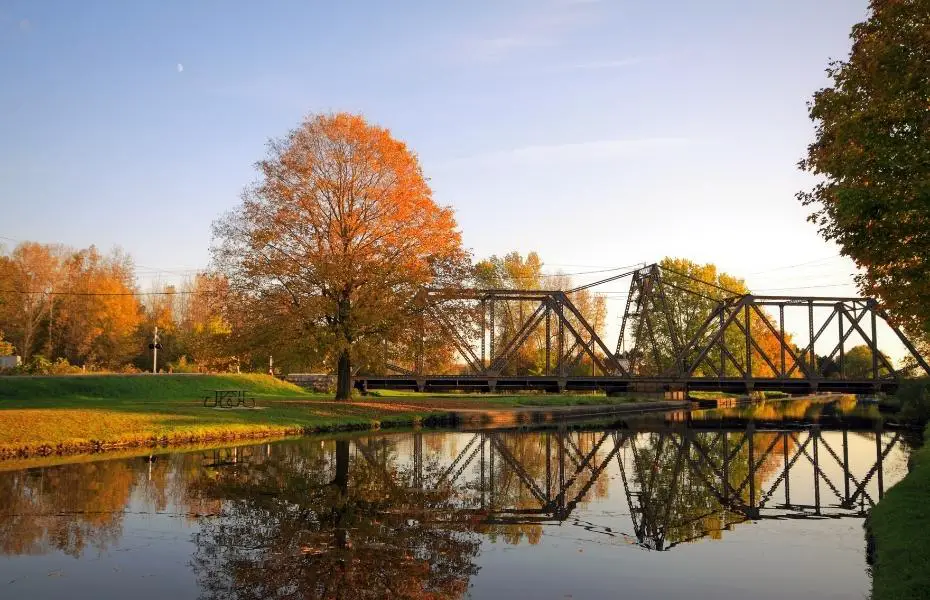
[753,283,858,292]
[658,265,744,296]
[0,289,221,297]
[745,255,844,276]
[497,262,646,280]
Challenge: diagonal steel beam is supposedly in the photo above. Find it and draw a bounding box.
[428,304,482,373]
[489,301,547,374]
[839,305,899,378]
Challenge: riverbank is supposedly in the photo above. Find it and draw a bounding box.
[0,374,675,459]
[869,424,930,600]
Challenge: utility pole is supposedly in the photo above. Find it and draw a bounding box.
[149,326,161,374]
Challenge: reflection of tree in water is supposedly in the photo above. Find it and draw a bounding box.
[625,430,796,550]
[190,438,481,599]
[696,396,879,423]
[477,431,612,546]
[0,418,904,587]
[0,460,137,556]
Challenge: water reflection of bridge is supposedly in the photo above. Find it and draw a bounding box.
[354,425,903,551]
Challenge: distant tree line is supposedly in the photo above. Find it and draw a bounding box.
[0,242,235,374]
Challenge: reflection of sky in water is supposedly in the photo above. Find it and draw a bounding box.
[0,419,911,600]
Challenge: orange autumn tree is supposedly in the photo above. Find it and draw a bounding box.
[213,113,468,399]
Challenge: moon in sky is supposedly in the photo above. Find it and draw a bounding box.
[176,63,184,73]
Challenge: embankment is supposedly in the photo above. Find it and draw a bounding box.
[869,424,930,600]
[0,374,684,459]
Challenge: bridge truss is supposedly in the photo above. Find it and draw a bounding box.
[346,423,902,551]
[356,263,930,394]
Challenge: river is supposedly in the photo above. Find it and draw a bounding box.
[0,398,916,599]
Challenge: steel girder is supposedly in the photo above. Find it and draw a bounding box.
[372,264,930,389]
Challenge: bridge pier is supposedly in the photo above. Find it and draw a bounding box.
[487,378,497,393]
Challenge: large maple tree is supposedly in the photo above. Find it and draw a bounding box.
[213,113,468,398]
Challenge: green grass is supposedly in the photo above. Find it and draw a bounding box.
[689,391,740,400]
[0,373,312,402]
[688,390,790,401]
[0,375,672,458]
[0,374,439,456]
[364,389,644,407]
[869,425,930,600]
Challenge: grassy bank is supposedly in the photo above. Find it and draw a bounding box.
[364,388,643,407]
[0,373,312,401]
[0,374,653,458]
[0,374,436,457]
[869,424,930,600]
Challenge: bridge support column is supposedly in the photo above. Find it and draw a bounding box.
[557,378,567,393]
[487,378,497,393]
[416,379,426,393]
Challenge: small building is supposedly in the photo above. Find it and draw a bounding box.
[0,356,22,370]
[286,373,335,392]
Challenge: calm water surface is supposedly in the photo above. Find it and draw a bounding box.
[0,399,915,599]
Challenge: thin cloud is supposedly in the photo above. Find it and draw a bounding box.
[565,57,648,70]
[436,137,693,169]
[458,0,601,62]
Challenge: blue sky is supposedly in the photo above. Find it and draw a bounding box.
[4,1,903,355]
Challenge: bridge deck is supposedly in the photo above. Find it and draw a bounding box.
[354,374,894,394]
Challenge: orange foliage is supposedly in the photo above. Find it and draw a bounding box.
[214,113,468,391]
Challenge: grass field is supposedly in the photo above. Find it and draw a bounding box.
[0,373,313,401]
[869,424,930,600]
[0,374,651,458]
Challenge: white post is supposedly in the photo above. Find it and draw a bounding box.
[152,326,159,374]
[269,355,274,376]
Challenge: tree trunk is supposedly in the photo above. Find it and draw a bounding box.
[335,348,352,400]
[332,440,349,548]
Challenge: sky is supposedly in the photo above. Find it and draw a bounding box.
[3,0,905,359]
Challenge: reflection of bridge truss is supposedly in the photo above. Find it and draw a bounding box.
[354,264,930,394]
[353,426,903,551]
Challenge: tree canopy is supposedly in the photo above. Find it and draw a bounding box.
[799,0,930,350]
[212,113,468,398]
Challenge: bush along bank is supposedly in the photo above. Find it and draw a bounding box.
[867,424,930,600]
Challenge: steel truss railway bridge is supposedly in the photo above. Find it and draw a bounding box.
[354,263,930,394]
[342,421,902,551]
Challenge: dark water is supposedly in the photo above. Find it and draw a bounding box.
[0,399,914,599]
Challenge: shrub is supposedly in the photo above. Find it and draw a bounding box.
[169,356,202,374]
[14,355,83,375]
[896,378,930,422]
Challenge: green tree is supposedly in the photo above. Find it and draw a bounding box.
[626,258,795,377]
[799,0,930,348]
[840,344,891,379]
